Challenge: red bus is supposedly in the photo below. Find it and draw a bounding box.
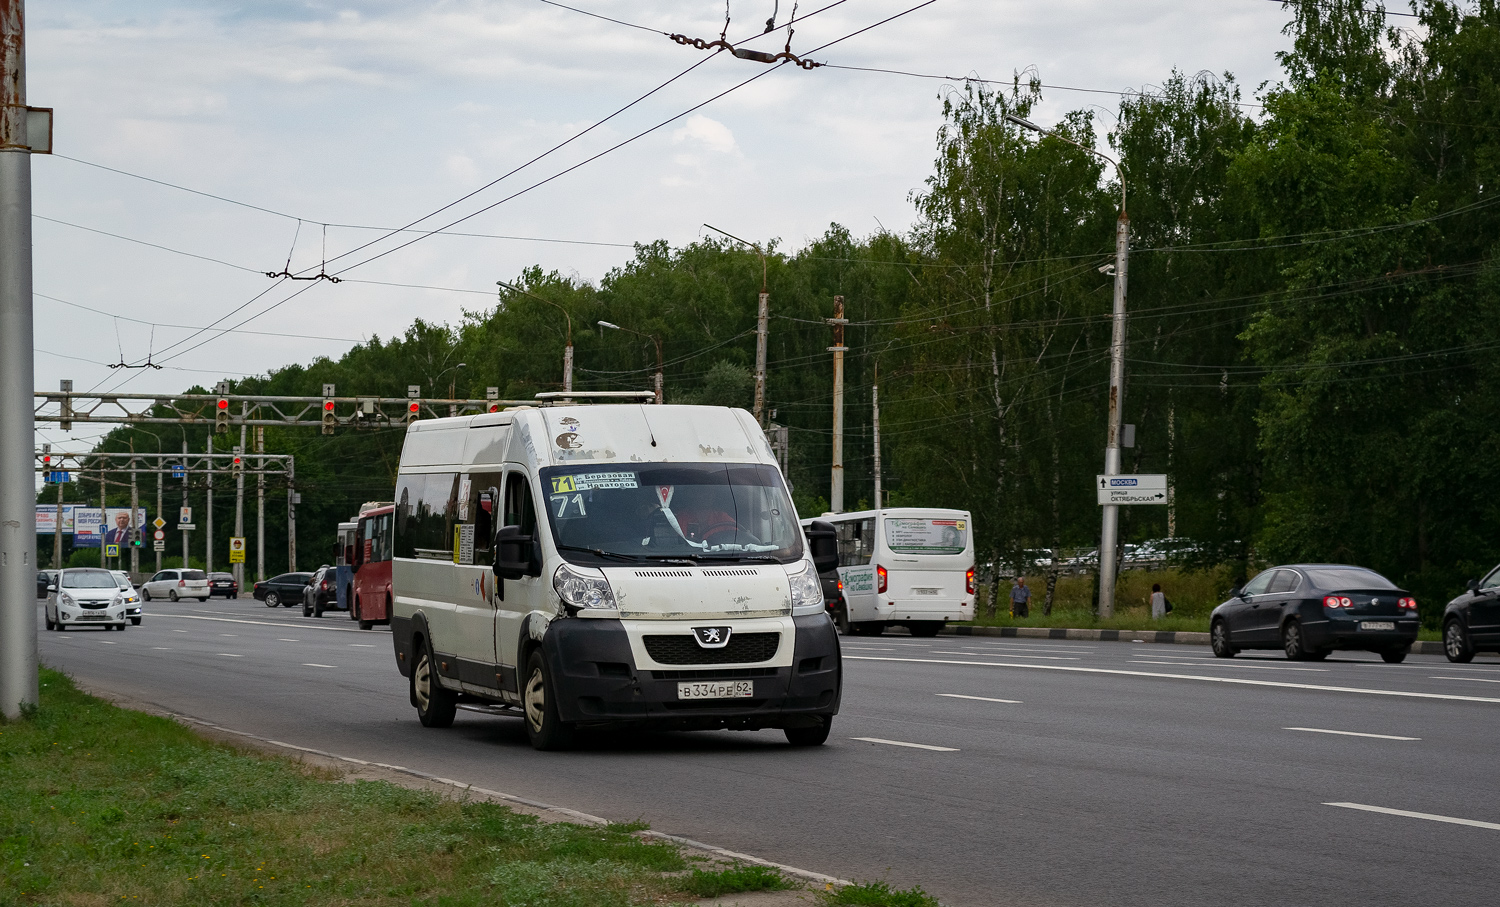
[349,504,394,630]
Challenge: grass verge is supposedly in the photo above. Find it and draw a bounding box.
[821,880,941,906]
[681,864,794,897]
[0,668,774,906]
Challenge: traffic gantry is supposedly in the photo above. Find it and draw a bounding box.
[215,397,230,433]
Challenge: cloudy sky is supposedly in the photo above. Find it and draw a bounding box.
[29,0,1307,450]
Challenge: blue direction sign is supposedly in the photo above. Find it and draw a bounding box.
[171,464,187,479]
[43,470,70,484]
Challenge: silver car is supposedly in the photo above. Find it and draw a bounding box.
[110,570,145,625]
[45,568,131,631]
[140,568,210,602]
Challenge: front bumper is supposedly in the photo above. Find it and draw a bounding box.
[59,604,127,625]
[543,614,842,730]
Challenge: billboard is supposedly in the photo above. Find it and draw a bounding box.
[36,505,148,548]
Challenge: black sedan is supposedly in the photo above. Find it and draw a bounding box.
[1441,563,1500,663]
[208,572,238,598]
[252,572,313,608]
[1210,564,1419,662]
[301,565,340,618]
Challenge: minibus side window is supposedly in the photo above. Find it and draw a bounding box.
[394,473,460,559]
[504,472,537,534]
[469,472,504,565]
[835,519,874,567]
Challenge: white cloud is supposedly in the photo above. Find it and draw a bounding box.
[671,115,738,154]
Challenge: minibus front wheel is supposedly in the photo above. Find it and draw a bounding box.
[523,650,576,751]
[785,715,832,747]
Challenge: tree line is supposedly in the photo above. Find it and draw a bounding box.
[57,1,1500,622]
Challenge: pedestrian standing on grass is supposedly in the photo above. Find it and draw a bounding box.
[1151,583,1168,619]
[1010,576,1031,618]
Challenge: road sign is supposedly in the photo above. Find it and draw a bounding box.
[104,543,119,557]
[177,524,196,531]
[171,464,186,479]
[153,541,165,551]
[1096,474,1169,505]
[43,470,69,484]
[229,537,246,564]
[179,507,192,525]
[153,516,166,529]
[153,530,165,540]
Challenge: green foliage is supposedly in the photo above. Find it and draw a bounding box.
[0,669,689,907]
[822,880,941,907]
[681,864,795,897]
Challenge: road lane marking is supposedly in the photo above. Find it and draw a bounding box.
[1325,803,1500,830]
[933,651,1078,660]
[1430,676,1500,684]
[98,640,116,645]
[1133,659,1329,672]
[220,634,237,637]
[936,693,1022,704]
[850,737,959,752]
[151,647,172,650]
[157,613,375,634]
[277,638,299,642]
[842,655,1500,704]
[1286,727,1420,740]
[217,653,242,658]
[302,663,337,668]
[171,629,187,633]
[348,644,376,648]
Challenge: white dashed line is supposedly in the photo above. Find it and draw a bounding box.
[98,640,116,645]
[1286,727,1420,740]
[217,653,242,658]
[303,663,338,668]
[277,638,299,642]
[1133,659,1329,673]
[1325,803,1500,830]
[171,629,187,633]
[933,651,1078,661]
[936,693,1022,704]
[1430,675,1500,684]
[850,737,959,752]
[348,644,376,648]
[151,647,172,650]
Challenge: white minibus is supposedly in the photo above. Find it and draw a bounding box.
[390,402,842,750]
[802,508,975,636]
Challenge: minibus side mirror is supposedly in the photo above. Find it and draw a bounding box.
[805,520,838,575]
[493,526,538,581]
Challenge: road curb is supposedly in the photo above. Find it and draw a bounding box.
[941,624,1445,654]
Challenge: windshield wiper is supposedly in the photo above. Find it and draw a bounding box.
[640,554,702,565]
[697,554,783,564]
[555,545,645,563]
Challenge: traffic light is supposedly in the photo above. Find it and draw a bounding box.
[232,454,243,473]
[215,397,230,433]
[131,528,142,548]
[407,401,421,421]
[322,399,336,435]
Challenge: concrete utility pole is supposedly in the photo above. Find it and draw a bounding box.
[286,458,296,573]
[129,444,139,576]
[598,321,663,404]
[235,408,246,593]
[181,440,189,570]
[53,472,63,569]
[205,435,213,573]
[155,453,163,573]
[702,225,769,426]
[256,426,265,583]
[872,363,882,510]
[828,296,848,512]
[496,281,572,395]
[1005,112,1130,618]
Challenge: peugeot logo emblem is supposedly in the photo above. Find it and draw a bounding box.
[693,626,732,648]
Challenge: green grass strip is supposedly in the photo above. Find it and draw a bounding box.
[821,879,941,907]
[681,863,795,897]
[0,668,711,906]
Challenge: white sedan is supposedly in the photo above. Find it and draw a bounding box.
[45,568,131,631]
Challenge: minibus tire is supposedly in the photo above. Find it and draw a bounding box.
[785,716,832,747]
[853,622,885,637]
[412,642,457,728]
[832,603,851,635]
[523,650,575,751]
[907,621,942,638]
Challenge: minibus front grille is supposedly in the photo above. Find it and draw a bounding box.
[633,569,694,578]
[643,632,780,665]
[701,568,760,577]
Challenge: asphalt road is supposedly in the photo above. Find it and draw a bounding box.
[36,597,1500,906]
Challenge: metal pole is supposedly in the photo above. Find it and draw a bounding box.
[829,296,846,512]
[235,411,245,595]
[206,435,213,574]
[53,474,63,569]
[1096,211,1130,618]
[563,342,574,395]
[129,452,139,577]
[256,426,264,583]
[872,363,882,510]
[181,440,189,570]
[754,291,769,426]
[286,457,296,573]
[98,464,105,567]
[654,337,663,405]
[155,454,162,573]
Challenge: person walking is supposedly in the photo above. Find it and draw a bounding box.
[1150,583,1168,619]
[1010,576,1031,618]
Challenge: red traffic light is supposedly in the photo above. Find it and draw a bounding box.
[323,400,335,412]
[216,398,229,410]
[233,456,242,467]
[408,402,420,413]
[41,455,50,464]
[488,403,500,413]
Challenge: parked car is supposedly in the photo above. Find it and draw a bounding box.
[253,572,313,608]
[1441,563,1500,663]
[44,568,130,631]
[109,570,144,625]
[140,568,210,602]
[36,570,58,599]
[301,565,340,618]
[1210,564,1419,662]
[208,571,239,599]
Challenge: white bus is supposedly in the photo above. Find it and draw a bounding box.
[803,508,975,637]
[390,402,842,750]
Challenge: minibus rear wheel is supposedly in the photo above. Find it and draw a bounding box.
[523,650,575,751]
[412,640,457,728]
[785,716,832,746]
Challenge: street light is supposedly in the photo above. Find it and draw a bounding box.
[1005,112,1131,618]
[432,362,467,400]
[598,321,663,404]
[497,280,573,394]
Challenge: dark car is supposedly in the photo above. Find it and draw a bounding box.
[208,572,238,599]
[252,572,313,608]
[1441,563,1500,663]
[37,570,57,599]
[301,565,340,618]
[1210,564,1419,663]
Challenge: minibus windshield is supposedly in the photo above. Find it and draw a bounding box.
[884,517,967,555]
[539,463,802,564]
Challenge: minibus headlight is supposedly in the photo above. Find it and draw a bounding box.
[786,559,824,616]
[553,564,616,610]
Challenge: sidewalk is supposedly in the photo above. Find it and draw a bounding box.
[940,623,1444,655]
